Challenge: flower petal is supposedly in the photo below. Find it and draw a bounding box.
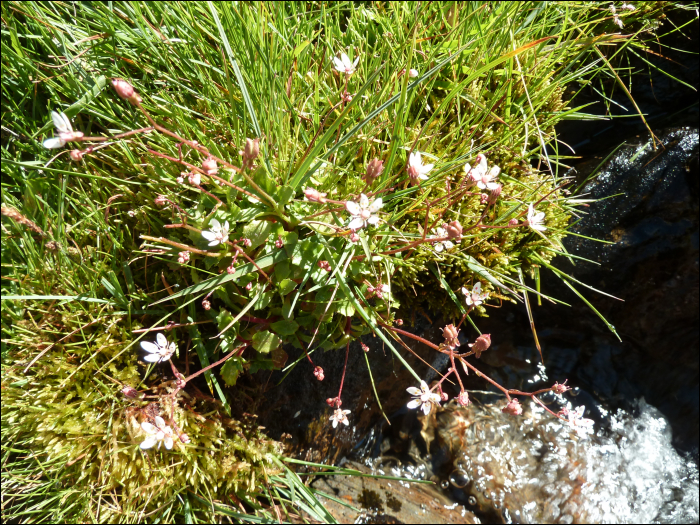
[473,282,482,294]
[332,418,339,428]
[406,387,421,395]
[156,333,167,348]
[155,416,166,428]
[444,241,454,250]
[345,200,360,215]
[342,417,350,426]
[141,422,157,434]
[421,402,432,415]
[164,436,174,450]
[421,163,434,175]
[201,230,216,241]
[42,137,65,149]
[369,197,383,213]
[223,221,230,231]
[407,399,422,409]
[143,354,162,363]
[347,217,365,230]
[333,57,345,71]
[52,111,70,134]
[140,436,157,449]
[208,239,221,247]
[359,194,369,209]
[140,341,159,353]
[341,53,351,68]
[366,215,380,225]
[209,218,221,229]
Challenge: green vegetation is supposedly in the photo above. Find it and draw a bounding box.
[2,1,692,522]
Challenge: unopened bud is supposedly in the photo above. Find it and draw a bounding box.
[242,238,252,247]
[202,299,211,310]
[179,433,191,444]
[243,138,260,166]
[178,251,190,264]
[70,149,84,162]
[275,236,284,248]
[121,386,141,399]
[318,260,332,272]
[508,218,518,227]
[457,391,470,406]
[245,282,253,291]
[177,176,185,184]
[480,194,489,205]
[154,195,168,206]
[365,158,384,181]
[502,398,523,416]
[444,220,463,240]
[187,172,201,186]
[395,319,403,326]
[226,264,236,274]
[488,184,502,204]
[361,342,370,352]
[440,391,449,402]
[202,157,218,176]
[408,68,419,78]
[111,78,141,104]
[313,366,324,381]
[326,397,341,408]
[441,324,460,351]
[349,232,360,243]
[468,333,491,358]
[304,187,327,203]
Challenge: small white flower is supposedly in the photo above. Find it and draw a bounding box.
[565,406,594,436]
[346,193,382,230]
[140,333,176,363]
[527,204,547,231]
[43,111,84,149]
[430,227,454,253]
[140,415,175,450]
[330,408,351,428]
[406,381,442,415]
[407,151,434,185]
[476,165,501,190]
[333,52,359,75]
[621,3,635,10]
[462,282,488,307]
[201,218,230,246]
[464,153,488,182]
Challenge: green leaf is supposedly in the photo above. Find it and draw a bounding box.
[270,319,299,336]
[336,297,355,317]
[278,185,295,206]
[278,278,297,296]
[221,357,244,386]
[252,330,281,354]
[253,290,273,310]
[274,260,291,281]
[243,219,272,249]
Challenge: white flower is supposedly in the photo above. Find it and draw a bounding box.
[621,3,635,10]
[333,53,359,75]
[463,153,488,182]
[407,151,434,185]
[527,204,547,231]
[201,218,230,246]
[140,415,175,450]
[462,282,488,307]
[476,165,501,190]
[346,194,382,230]
[43,111,84,149]
[430,227,454,253]
[406,381,442,415]
[140,333,176,363]
[330,408,351,428]
[565,406,594,436]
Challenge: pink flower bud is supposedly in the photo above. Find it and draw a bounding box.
[508,218,518,227]
[480,194,488,205]
[111,78,141,104]
[349,232,360,243]
[408,68,419,78]
[121,386,141,399]
[395,319,403,326]
[365,158,384,181]
[318,260,332,272]
[440,391,449,402]
[502,398,523,416]
[304,187,327,203]
[361,343,370,352]
[244,138,260,164]
[468,333,491,358]
[176,176,184,184]
[313,366,324,381]
[226,264,236,274]
[242,238,252,247]
[202,299,211,310]
[441,324,460,351]
[551,380,571,395]
[245,282,253,291]
[457,391,470,406]
[178,251,190,264]
[202,157,218,176]
[444,220,463,240]
[154,195,168,206]
[187,172,201,186]
[326,397,341,408]
[70,149,84,162]
[179,433,191,444]
[275,236,284,248]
